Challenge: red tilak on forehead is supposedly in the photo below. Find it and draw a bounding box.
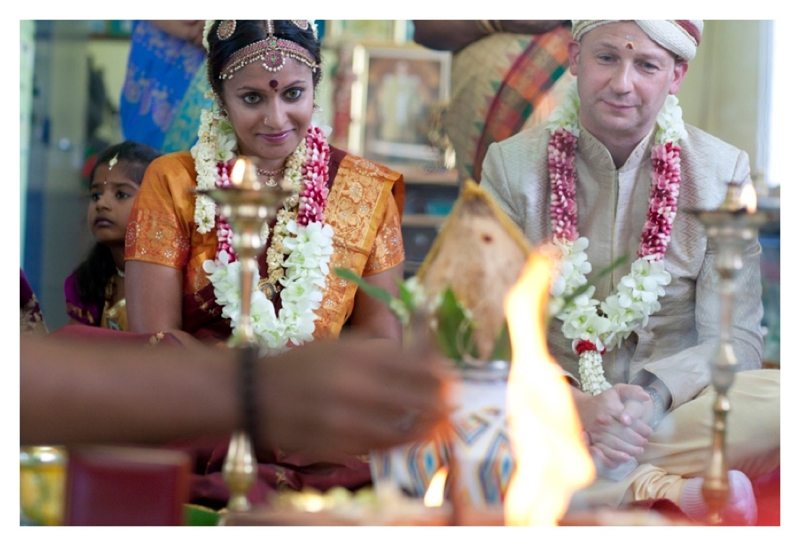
[269,79,279,90]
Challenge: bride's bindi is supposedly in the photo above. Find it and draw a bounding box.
[269,79,279,91]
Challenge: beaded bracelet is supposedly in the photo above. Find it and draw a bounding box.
[239,344,261,448]
[643,386,666,429]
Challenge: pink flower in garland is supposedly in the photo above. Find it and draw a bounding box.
[638,142,681,260]
[215,160,237,260]
[548,128,579,242]
[212,127,331,261]
[216,159,235,188]
[297,126,330,227]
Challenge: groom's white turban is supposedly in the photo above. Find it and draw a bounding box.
[571,20,704,61]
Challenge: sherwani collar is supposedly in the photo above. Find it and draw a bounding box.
[577,122,656,174]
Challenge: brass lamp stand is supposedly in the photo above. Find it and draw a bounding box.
[196,157,293,523]
[689,182,776,524]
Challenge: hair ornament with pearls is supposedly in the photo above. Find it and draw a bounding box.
[218,20,319,79]
[216,20,236,41]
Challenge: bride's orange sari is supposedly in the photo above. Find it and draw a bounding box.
[124,146,405,507]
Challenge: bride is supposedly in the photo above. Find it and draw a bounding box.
[125,20,405,352]
[124,20,409,508]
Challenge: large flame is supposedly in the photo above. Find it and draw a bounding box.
[503,252,595,526]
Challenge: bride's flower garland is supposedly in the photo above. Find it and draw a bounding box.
[545,85,685,395]
[192,100,333,355]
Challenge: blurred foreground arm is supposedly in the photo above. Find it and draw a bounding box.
[20,335,449,454]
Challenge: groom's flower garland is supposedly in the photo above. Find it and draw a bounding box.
[545,85,685,395]
[192,101,333,355]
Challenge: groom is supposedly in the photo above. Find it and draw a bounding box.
[480,20,779,524]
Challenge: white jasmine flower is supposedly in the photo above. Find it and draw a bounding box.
[546,82,581,136]
[655,95,688,145]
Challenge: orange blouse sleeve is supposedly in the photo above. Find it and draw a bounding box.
[124,153,196,270]
[362,194,405,276]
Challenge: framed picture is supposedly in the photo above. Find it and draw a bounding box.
[323,20,410,46]
[348,44,451,170]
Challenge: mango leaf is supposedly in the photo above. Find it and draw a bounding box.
[436,287,479,361]
[333,268,394,308]
[489,320,512,362]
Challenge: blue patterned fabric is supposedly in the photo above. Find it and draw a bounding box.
[120,21,212,152]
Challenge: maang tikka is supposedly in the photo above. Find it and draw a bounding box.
[218,20,319,80]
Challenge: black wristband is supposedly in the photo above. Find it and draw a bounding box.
[643,386,666,429]
[239,344,260,448]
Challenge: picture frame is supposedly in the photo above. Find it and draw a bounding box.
[323,20,410,46]
[348,44,451,170]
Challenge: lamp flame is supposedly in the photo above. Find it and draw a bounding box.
[231,158,246,186]
[503,252,595,526]
[740,183,757,214]
[423,467,448,507]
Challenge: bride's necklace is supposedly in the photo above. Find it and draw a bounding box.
[545,85,685,395]
[256,166,285,187]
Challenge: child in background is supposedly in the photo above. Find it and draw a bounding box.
[65,141,161,330]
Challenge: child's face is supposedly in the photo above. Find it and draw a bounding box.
[88,161,140,246]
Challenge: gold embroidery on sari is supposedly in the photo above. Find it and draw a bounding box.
[147,332,166,346]
[365,199,404,273]
[101,298,128,331]
[313,155,404,339]
[66,301,96,325]
[20,296,48,335]
[126,209,192,268]
[275,467,288,488]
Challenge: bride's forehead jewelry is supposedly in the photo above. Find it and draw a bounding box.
[218,19,319,80]
[217,20,236,41]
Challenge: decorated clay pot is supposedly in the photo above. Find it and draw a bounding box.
[370,360,515,507]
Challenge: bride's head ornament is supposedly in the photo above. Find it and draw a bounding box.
[204,20,319,82]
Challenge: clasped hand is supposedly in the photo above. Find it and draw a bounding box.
[574,384,655,469]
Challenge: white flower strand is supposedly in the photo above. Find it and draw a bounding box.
[202,221,333,355]
[191,105,238,234]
